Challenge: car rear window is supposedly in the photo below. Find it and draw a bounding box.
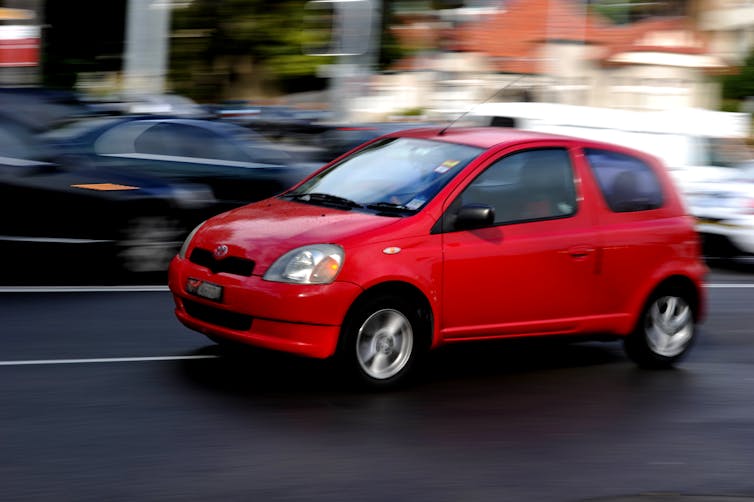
[584,148,664,212]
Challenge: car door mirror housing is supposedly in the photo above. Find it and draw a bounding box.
[455,204,495,230]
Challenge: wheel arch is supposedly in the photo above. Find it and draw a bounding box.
[623,273,701,368]
[342,281,436,351]
[631,274,704,331]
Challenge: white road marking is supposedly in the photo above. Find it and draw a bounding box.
[705,283,754,288]
[0,355,219,367]
[0,283,749,368]
[0,235,113,244]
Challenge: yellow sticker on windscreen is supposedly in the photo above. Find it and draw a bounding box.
[71,183,140,191]
[435,160,460,173]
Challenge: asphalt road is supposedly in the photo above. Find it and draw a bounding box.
[1,266,754,501]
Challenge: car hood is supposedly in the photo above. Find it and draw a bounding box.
[193,197,409,273]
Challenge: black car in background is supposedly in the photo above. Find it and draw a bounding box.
[40,116,322,206]
[207,101,435,164]
[1,116,322,281]
[0,121,210,280]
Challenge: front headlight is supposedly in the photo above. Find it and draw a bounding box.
[264,244,344,284]
[178,221,206,259]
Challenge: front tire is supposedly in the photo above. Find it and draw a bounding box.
[624,288,697,368]
[116,215,185,274]
[338,294,428,390]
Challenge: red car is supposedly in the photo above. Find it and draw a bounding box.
[168,127,707,388]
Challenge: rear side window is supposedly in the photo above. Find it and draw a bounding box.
[584,148,664,212]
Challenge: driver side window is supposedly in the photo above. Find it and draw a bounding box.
[453,148,577,228]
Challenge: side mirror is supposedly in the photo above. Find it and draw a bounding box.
[455,203,495,230]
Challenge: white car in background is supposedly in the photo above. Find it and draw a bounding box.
[686,162,754,258]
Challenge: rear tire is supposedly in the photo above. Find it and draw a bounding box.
[338,293,428,390]
[624,287,697,368]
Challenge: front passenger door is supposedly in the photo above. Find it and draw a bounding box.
[440,146,600,340]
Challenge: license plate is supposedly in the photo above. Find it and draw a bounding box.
[185,278,223,302]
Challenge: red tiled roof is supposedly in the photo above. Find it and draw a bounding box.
[455,0,614,72]
[600,17,708,59]
[392,0,725,74]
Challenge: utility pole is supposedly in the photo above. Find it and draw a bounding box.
[122,0,171,96]
[305,0,381,122]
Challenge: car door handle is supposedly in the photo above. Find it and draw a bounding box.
[568,245,595,258]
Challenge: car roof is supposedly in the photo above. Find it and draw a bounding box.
[387,126,597,149]
[386,126,665,163]
[145,117,249,133]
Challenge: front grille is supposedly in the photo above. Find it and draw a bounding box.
[183,299,253,331]
[190,248,255,276]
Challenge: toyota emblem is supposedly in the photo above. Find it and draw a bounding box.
[214,244,229,258]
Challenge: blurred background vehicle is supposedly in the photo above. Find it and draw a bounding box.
[208,101,438,164]
[272,120,439,164]
[212,103,332,137]
[39,116,323,206]
[82,93,210,118]
[686,161,754,259]
[1,115,323,279]
[208,102,338,162]
[0,120,211,278]
[39,113,183,155]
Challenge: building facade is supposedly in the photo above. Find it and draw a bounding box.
[351,0,754,120]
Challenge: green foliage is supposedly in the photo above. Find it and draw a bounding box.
[170,0,412,101]
[589,0,685,24]
[379,0,411,70]
[720,99,741,113]
[395,107,425,116]
[170,0,332,100]
[170,0,406,101]
[721,50,754,102]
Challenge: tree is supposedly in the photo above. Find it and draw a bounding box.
[170,0,413,102]
[170,0,332,101]
[721,50,754,103]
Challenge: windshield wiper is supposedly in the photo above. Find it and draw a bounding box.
[364,201,416,215]
[284,192,363,210]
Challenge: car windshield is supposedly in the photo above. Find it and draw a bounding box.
[284,137,483,213]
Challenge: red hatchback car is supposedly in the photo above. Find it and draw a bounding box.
[168,127,707,388]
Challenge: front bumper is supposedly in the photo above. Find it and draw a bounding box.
[168,256,363,359]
